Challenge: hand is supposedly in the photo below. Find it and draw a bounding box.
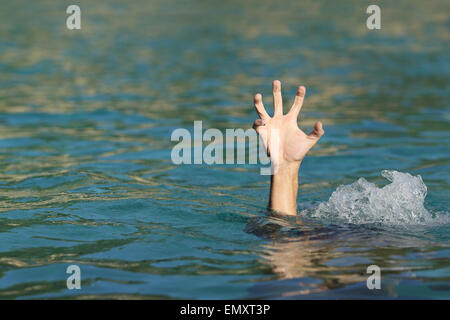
[252,80,324,215]
[252,80,324,170]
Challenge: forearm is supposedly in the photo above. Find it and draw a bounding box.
[269,161,301,215]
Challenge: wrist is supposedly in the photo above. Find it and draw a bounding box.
[269,161,301,215]
[272,161,301,179]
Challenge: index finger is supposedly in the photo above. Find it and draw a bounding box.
[288,86,306,118]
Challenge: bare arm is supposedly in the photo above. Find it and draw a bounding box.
[252,80,324,215]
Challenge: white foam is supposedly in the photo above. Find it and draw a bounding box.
[307,170,439,225]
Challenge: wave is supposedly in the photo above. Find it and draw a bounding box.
[305,170,448,225]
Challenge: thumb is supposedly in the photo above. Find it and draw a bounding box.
[307,121,324,141]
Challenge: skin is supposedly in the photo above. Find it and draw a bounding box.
[252,80,324,215]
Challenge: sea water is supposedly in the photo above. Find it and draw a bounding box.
[0,0,448,299]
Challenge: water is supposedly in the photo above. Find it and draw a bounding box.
[309,170,437,225]
[0,0,449,299]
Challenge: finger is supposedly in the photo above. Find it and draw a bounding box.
[253,119,268,149]
[288,86,306,118]
[252,118,265,130]
[254,93,270,120]
[307,121,325,141]
[272,80,283,116]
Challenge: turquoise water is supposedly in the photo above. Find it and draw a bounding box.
[0,0,449,299]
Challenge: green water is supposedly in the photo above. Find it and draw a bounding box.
[0,0,448,299]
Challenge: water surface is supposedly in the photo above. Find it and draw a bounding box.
[0,0,449,299]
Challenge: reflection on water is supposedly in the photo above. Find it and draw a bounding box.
[246,213,448,298]
[0,0,448,298]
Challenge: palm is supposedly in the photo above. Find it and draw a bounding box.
[253,80,324,166]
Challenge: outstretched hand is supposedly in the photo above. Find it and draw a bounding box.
[252,80,324,169]
[252,80,324,215]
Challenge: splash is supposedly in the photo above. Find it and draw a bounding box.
[307,170,438,225]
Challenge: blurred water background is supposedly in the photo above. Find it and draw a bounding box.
[0,0,448,299]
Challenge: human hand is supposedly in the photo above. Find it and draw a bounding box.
[252,80,324,169]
